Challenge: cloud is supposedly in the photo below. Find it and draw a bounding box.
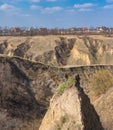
[103,4,113,9]
[74,3,95,12]
[0,3,19,14]
[30,5,62,13]
[30,0,40,2]
[78,8,93,12]
[30,5,42,10]
[0,0,40,3]
[106,0,113,2]
[41,6,62,14]
[66,9,75,13]
[74,3,94,8]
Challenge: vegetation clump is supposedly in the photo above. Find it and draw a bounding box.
[90,70,113,96]
[57,76,75,94]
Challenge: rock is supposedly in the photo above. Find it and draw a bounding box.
[94,87,113,130]
[0,40,13,56]
[39,85,104,130]
[83,37,109,64]
[55,37,76,65]
[35,50,57,66]
[13,42,31,58]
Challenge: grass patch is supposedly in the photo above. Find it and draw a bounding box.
[57,76,75,94]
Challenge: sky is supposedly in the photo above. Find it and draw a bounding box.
[0,0,113,28]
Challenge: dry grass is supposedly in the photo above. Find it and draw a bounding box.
[90,70,113,96]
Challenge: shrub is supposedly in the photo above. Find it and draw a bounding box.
[57,76,75,94]
[90,70,113,96]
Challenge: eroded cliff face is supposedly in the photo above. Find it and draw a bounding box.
[39,85,103,130]
[0,35,113,66]
[0,57,48,130]
[0,56,60,130]
[0,40,13,56]
[35,37,76,66]
[94,87,113,130]
[0,36,58,61]
[0,56,113,130]
[83,37,111,64]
